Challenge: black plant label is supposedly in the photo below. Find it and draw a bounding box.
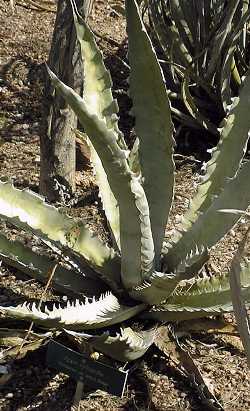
[46,340,128,397]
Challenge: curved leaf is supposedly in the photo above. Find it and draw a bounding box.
[70,2,123,247]
[70,0,126,145]
[48,68,155,289]
[164,159,250,272]
[164,71,250,271]
[126,0,175,266]
[129,271,178,305]
[0,232,106,297]
[181,72,250,229]
[65,326,155,362]
[0,181,121,289]
[145,263,250,321]
[76,131,120,250]
[0,293,146,330]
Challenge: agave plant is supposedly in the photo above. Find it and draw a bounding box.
[1,0,250,370]
[147,0,250,146]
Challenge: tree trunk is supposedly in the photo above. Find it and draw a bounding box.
[40,0,93,202]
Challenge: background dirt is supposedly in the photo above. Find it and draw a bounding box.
[0,1,250,410]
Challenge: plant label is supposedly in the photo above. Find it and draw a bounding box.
[46,340,128,397]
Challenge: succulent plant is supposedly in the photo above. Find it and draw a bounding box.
[147,0,250,148]
[1,0,250,369]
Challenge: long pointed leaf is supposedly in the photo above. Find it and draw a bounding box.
[129,271,178,304]
[70,0,126,144]
[0,181,121,288]
[182,73,250,230]
[164,159,250,272]
[48,68,155,289]
[71,2,122,248]
[0,293,145,330]
[164,73,250,269]
[66,326,155,362]
[144,264,250,322]
[126,0,175,266]
[75,131,120,250]
[0,232,106,297]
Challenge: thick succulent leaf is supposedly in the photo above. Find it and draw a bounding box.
[71,3,122,247]
[0,293,145,330]
[70,0,126,144]
[164,75,250,271]
[170,246,209,280]
[164,159,250,272]
[48,68,155,289]
[171,106,204,130]
[129,271,178,305]
[128,137,140,175]
[65,326,156,362]
[0,233,106,297]
[220,13,248,109]
[192,1,205,52]
[126,0,175,266]
[0,181,121,289]
[144,265,250,322]
[174,73,250,237]
[75,131,120,250]
[90,145,120,250]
